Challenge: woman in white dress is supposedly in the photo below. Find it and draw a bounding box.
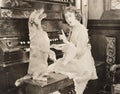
[49,6,98,94]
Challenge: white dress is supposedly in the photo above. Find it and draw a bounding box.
[49,24,98,94]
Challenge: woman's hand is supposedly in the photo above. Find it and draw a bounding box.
[59,30,69,44]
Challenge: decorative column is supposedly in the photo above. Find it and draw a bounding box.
[75,0,88,27]
[75,0,81,9]
[0,0,4,7]
[81,0,88,27]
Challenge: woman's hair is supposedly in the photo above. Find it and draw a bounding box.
[64,6,82,22]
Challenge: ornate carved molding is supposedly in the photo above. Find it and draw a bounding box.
[106,37,116,65]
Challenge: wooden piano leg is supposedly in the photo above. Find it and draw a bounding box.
[59,85,76,94]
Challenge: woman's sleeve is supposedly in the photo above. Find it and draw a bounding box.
[62,42,77,65]
[76,29,89,56]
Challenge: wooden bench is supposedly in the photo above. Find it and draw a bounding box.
[21,72,74,94]
[18,61,105,94]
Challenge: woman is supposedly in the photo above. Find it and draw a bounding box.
[48,6,98,94]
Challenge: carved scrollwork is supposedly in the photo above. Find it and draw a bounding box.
[106,37,116,65]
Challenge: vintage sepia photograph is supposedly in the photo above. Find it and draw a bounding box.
[0,0,120,94]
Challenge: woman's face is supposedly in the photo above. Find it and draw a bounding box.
[64,11,78,26]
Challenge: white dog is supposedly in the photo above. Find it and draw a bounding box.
[15,8,56,86]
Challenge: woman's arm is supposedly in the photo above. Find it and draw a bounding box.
[76,29,89,57]
[61,42,77,65]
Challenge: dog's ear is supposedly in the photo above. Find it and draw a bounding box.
[37,8,47,20]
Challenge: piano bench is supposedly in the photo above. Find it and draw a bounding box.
[19,72,74,94]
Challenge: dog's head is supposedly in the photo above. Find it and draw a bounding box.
[37,8,47,20]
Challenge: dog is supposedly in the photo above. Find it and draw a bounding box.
[15,8,56,86]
